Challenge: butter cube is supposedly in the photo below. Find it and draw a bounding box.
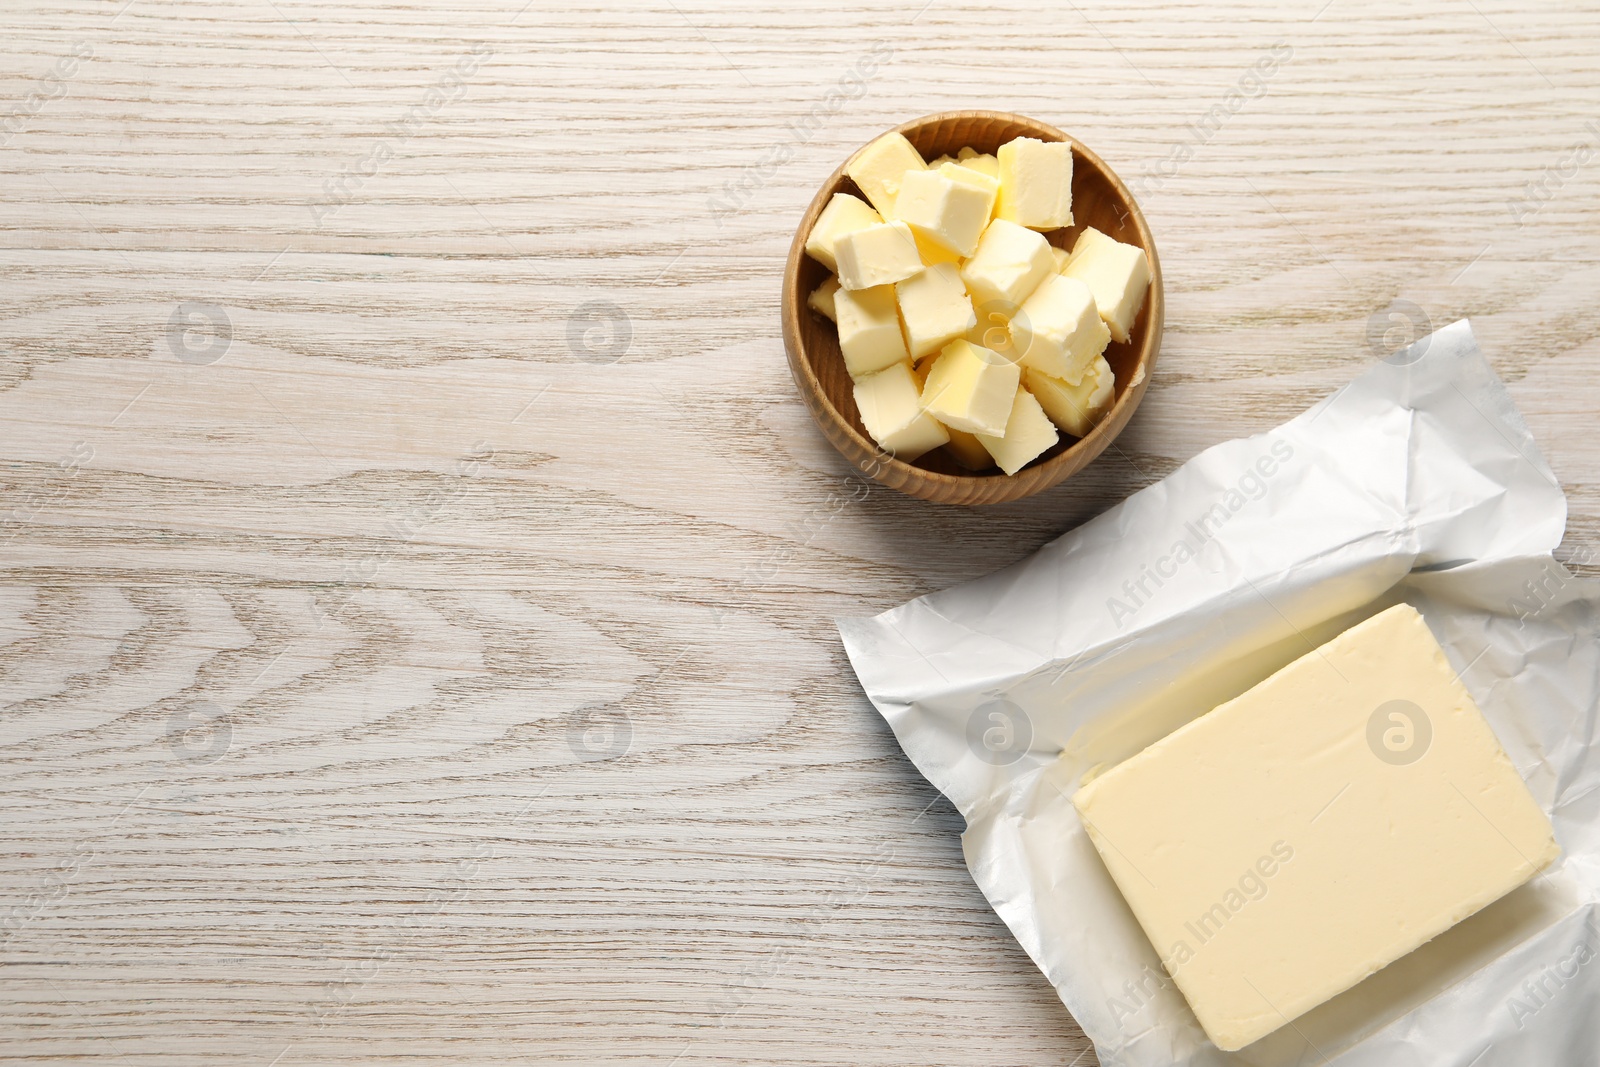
[1013,274,1110,384]
[996,136,1073,230]
[921,339,1020,436]
[846,131,927,216]
[835,220,923,291]
[833,284,909,379]
[939,162,999,219]
[1073,604,1560,1052]
[912,350,994,471]
[852,360,949,460]
[921,348,992,470]
[943,428,996,470]
[975,386,1058,475]
[890,169,995,258]
[956,147,1000,179]
[807,276,839,321]
[912,228,962,267]
[1063,226,1151,344]
[964,303,1021,362]
[928,153,954,167]
[804,193,882,273]
[961,219,1055,310]
[895,262,976,359]
[1025,357,1115,438]
[1050,246,1071,274]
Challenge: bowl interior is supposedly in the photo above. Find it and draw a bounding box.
[789,113,1158,490]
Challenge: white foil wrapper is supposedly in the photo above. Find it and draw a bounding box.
[838,321,1600,1066]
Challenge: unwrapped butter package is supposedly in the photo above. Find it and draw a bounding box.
[838,321,1600,1066]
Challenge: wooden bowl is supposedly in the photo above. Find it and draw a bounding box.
[782,111,1163,506]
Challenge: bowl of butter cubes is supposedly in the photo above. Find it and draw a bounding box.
[783,111,1162,505]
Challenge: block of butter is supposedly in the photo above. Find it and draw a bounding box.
[852,360,949,460]
[921,338,1020,436]
[835,220,923,291]
[807,275,840,322]
[911,356,993,470]
[1025,357,1114,438]
[803,193,881,273]
[896,262,976,359]
[1073,603,1560,1052]
[974,386,1058,475]
[961,219,1055,310]
[891,168,995,258]
[845,131,927,217]
[997,136,1073,230]
[1062,226,1151,344]
[832,284,908,379]
[955,146,999,179]
[1013,273,1110,384]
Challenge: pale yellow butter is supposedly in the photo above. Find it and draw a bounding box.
[961,219,1055,310]
[1062,226,1151,343]
[955,147,1000,179]
[974,386,1058,475]
[1025,357,1114,438]
[891,168,995,258]
[852,360,949,460]
[895,262,976,359]
[921,338,1020,436]
[804,193,882,273]
[807,276,840,322]
[845,131,927,217]
[939,162,999,222]
[833,284,909,379]
[997,136,1073,230]
[1073,604,1560,1052]
[1013,273,1110,384]
[835,220,923,292]
[1050,246,1072,274]
[912,228,962,266]
[910,360,989,468]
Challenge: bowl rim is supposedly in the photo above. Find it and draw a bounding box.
[782,109,1164,504]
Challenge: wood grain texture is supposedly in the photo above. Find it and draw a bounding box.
[1,0,1598,1063]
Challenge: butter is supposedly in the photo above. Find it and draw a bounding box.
[833,284,909,379]
[1025,357,1114,437]
[1013,274,1110,384]
[917,346,995,470]
[974,386,1058,475]
[912,228,962,266]
[845,131,927,216]
[955,147,999,179]
[835,220,923,291]
[804,193,882,273]
[961,219,1055,310]
[964,303,1022,363]
[895,262,976,359]
[852,360,949,460]
[997,136,1073,230]
[1073,604,1560,1052]
[939,162,1000,219]
[947,432,994,469]
[807,275,840,322]
[921,338,1020,436]
[890,168,995,258]
[1062,226,1151,343]
[1050,246,1071,274]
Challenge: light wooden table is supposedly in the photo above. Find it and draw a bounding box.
[3,1,1596,1063]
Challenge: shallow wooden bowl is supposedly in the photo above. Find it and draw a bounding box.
[782,111,1163,506]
